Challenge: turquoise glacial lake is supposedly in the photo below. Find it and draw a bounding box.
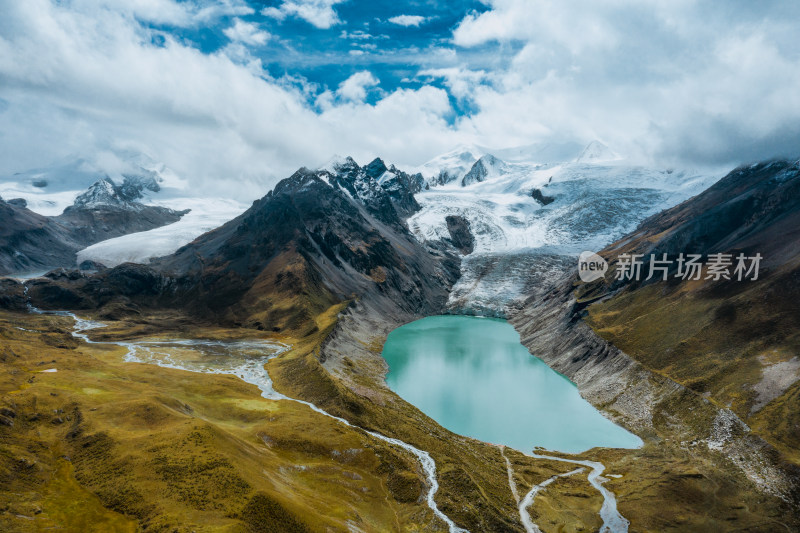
[382,315,643,453]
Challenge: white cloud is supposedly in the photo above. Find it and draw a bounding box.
[223,18,270,45]
[447,0,800,164]
[339,30,374,40]
[1,0,799,205]
[388,15,428,27]
[419,67,489,101]
[0,0,458,200]
[336,71,379,101]
[106,0,254,27]
[261,0,346,30]
[452,0,618,52]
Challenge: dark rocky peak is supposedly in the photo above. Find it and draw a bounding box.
[271,167,323,196]
[314,157,410,228]
[531,188,555,206]
[319,157,368,197]
[391,165,426,192]
[375,166,424,218]
[364,158,388,180]
[325,156,361,179]
[272,156,425,231]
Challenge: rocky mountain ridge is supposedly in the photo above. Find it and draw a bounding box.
[18,158,460,334]
[509,159,800,528]
[0,175,187,276]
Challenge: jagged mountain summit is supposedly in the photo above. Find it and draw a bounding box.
[415,140,603,188]
[0,152,184,216]
[461,154,508,186]
[0,176,187,276]
[317,156,425,225]
[419,145,485,187]
[22,158,459,333]
[71,174,161,208]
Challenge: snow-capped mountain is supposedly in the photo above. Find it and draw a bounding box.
[574,140,621,163]
[77,155,428,268]
[0,152,250,271]
[319,155,426,223]
[71,173,161,209]
[406,142,728,315]
[461,154,509,186]
[0,152,185,216]
[418,146,483,187]
[414,141,587,188]
[0,175,187,276]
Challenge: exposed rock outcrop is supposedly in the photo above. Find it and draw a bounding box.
[445,215,474,255]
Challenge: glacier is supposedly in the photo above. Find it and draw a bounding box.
[407,144,728,315]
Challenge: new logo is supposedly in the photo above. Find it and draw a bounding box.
[578,251,608,282]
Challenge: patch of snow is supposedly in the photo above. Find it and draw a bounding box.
[318,154,358,173]
[706,409,750,451]
[77,197,247,267]
[750,355,800,414]
[377,170,397,184]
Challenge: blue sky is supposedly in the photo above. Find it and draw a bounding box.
[1,0,799,197]
[146,0,498,110]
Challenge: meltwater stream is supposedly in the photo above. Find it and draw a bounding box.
[28,303,467,533]
[27,300,634,532]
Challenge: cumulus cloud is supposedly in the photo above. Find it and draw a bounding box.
[1,0,799,204]
[261,0,346,29]
[419,67,489,102]
[110,0,255,27]
[336,71,379,101]
[223,18,270,45]
[449,0,800,164]
[388,15,428,27]
[0,0,459,199]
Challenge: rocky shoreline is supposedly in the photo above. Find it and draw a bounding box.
[508,271,798,509]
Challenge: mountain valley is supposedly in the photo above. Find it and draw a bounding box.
[1,147,799,532]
